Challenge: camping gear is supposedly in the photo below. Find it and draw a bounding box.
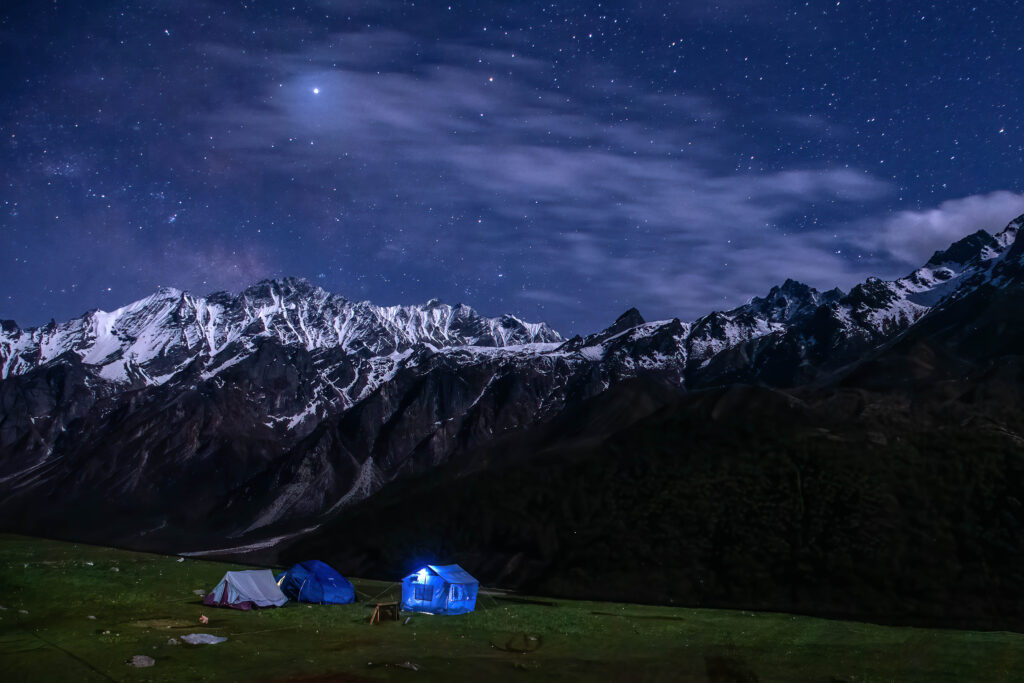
[202,569,288,610]
[401,564,479,615]
[275,560,355,604]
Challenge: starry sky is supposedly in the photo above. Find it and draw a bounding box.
[3,1,1023,335]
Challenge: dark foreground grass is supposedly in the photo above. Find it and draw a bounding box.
[0,534,1021,682]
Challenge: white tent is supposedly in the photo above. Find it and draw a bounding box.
[203,569,288,610]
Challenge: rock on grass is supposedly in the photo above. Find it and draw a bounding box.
[129,655,155,668]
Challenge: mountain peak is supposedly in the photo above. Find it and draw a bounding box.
[142,286,185,304]
[615,306,645,327]
[600,307,645,337]
[243,277,320,298]
[997,215,1024,262]
[554,308,644,352]
[925,229,999,268]
[778,278,813,294]
[742,278,821,324]
[0,278,563,384]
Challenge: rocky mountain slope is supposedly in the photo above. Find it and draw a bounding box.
[2,215,1024,627]
[291,275,1024,630]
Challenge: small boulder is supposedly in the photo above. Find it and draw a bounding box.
[128,655,155,668]
[181,633,227,645]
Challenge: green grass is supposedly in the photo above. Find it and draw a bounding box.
[0,534,1021,682]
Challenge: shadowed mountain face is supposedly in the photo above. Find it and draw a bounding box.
[285,283,1024,630]
[3,215,1024,628]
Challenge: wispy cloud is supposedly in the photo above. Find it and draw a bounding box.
[860,191,1024,266]
[6,8,1012,334]
[195,29,897,325]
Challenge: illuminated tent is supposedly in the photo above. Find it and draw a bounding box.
[275,560,355,604]
[401,564,478,615]
[202,569,288,610]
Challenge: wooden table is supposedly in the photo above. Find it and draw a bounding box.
[369,601,400,624]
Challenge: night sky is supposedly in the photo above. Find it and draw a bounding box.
[3,1,1023,335]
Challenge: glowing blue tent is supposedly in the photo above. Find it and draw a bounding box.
[401,564,478,615]
[275,560,355,604]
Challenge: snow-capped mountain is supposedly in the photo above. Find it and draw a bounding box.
[2,214,1024,556]
[3,213,1018,398]
[0,277,561,384]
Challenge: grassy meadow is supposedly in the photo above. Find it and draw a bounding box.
[0,533,1021,682]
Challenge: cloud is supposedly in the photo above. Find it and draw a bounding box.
[189,29,897,325]
[3,2,1018,337]
[864,191,1024,265]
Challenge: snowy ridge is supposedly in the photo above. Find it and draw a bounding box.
[6,213,1024,552]
[4,214,1024,427]
[0,278,561,384]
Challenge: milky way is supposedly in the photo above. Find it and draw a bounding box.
[2,1,1023,334]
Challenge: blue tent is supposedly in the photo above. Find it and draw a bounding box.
[275,560,355,604]
[401,564,479,615]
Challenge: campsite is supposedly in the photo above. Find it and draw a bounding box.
[1,534,1023,682]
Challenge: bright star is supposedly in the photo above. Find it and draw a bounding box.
[312,87,320,94]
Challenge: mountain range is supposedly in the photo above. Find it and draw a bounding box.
[3,214,1024,628]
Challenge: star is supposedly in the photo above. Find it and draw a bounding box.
[1,1,1021,338]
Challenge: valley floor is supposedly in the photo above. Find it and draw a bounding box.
[0,534,1021,682]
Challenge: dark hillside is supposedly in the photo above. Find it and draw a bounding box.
[287,284,1024,631]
